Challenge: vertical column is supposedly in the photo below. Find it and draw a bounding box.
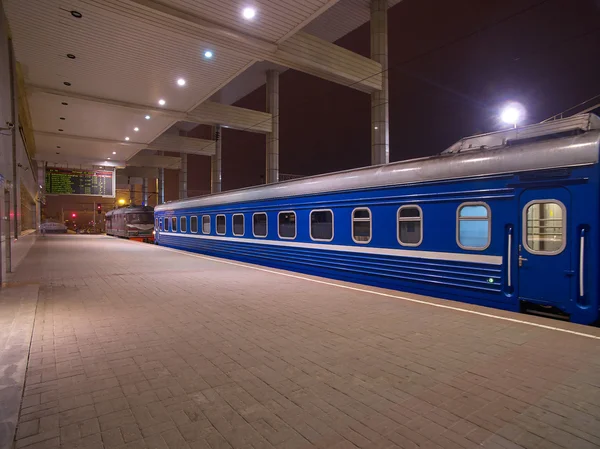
[129,184,135,205]
[142,178,148,206]
[179,153,188,199]
[370,0,389,165]
[266,70,279,184]
[211,125,222,193]
[158,151,164,204]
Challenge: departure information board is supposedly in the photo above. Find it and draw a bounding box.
[45,168,114,197]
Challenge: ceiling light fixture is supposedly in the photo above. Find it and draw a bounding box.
[204,50,213,59]
[125,137,130,141]
[145,115,151,120]
[58,129,64,132]
[63,82,71,86]
[134,127,139,132]
[67,54,76,59]
[112,151,116,155]
[242,7,256,20]
[60,117,65,120]
[107,157,111,160]
[158,99,166,106]
[56,146,61,149]
[70,10,82,18]
[177,78,186,86]
[62,102,68,105]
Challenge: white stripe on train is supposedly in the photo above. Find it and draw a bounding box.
[157,232,503,265]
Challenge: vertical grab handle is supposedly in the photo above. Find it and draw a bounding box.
[579,228,585,297]
[507,226,512,288]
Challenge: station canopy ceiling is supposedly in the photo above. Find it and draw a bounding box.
[4,0,400,168]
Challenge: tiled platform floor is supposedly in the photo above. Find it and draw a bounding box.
[3,235,600,449]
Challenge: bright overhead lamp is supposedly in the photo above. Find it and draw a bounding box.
[107,158,111,160]
[242,7,256,20]
[112,151,116,155]
[177,78,186,86]
[134,127,139,132]
[145,115,151,120]
[158,99,166,106]
[204,50,213,59]
[500,102,525,128]
[125,137,130,141]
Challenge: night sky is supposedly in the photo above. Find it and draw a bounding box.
[173,0,600,199]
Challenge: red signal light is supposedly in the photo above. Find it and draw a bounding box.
[72,213,76,218]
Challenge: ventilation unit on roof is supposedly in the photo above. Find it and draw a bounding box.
[443,113,600,154]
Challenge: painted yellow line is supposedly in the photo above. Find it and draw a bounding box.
[154,243,600,341]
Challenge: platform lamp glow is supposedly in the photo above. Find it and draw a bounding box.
[500,102,525,128]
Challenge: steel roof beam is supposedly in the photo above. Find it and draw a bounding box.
[28,86,273,133]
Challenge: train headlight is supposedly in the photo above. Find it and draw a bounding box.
[152,230,156,235]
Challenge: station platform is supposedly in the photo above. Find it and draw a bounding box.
[1,235,599,449]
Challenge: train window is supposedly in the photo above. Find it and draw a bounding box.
[310,210,333,241]
[398,206,422,246]
[171,217,177,233]
[164,218,169,232]
[180,216,187,233]
[457,203,490,250]
[155,218,158,231]
[159,218,163,232]
[216,215,226,235]
[233,214,244,236]
[352,208,371,244]
[253,213,268,237]
[523,200,566,254]
[190,216,198,234]
[202,215,210,234]
[278,211,296,239]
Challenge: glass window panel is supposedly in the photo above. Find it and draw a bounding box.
[233,214,244,236]
[400,221,422,244]
[525,202,564,253]
[278,212,296,239]
[310,210,333,241]
[399,207,421,219]
[180,216,187,233]
[202,215,210,234]
[190,216,198,233]
[458,220,488,248]
[352,209,371,243]
[253,213,267,237]
[459,205,488,218]
[171,217,177,232]
[216,215,226,235]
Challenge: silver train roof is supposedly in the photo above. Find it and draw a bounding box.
[156,114,600,213]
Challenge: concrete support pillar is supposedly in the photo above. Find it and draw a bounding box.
[129,184,135,205]
[266,70,279,184]
[142,178,148,206]
[157,151,165,204]
[179,153,188,199]
[370,0,389,165]
[211,125,222,193]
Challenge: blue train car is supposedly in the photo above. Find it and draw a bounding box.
[155,114,600,324]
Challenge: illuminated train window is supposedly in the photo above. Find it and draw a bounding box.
[352,208,371,244]
[253,213,267,237]
[524,200,566,254]
[233,214,244,236]
[216,215,226,235]
[202,215,210,234]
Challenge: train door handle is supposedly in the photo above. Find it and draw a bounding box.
[518,256,528,267]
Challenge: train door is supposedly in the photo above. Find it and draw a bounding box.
[518,188,571,309]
